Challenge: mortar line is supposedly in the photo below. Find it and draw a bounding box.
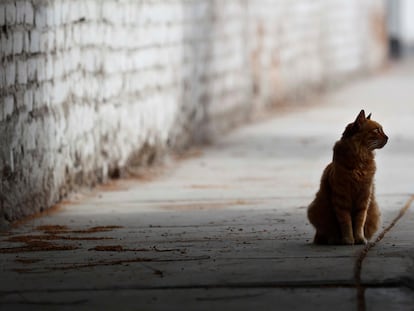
[354,195,414,311]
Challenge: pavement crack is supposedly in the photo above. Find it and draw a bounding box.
[354,195,414,311]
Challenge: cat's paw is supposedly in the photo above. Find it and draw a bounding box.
[340,236,355,245]
[354,236,367,245]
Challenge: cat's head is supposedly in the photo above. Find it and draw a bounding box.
[342,110,388,150]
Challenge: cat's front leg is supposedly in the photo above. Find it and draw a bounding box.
[353,190,372,244]
[332,191,354,244]
[353,208,368,244]
[334,205,354,245]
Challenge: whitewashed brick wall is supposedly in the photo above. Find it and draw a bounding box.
[0,0,387,222]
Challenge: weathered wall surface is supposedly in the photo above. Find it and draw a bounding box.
[0,0,387,223]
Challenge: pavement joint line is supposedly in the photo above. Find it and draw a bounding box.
[354,195,414,311]
[0,281,404,295]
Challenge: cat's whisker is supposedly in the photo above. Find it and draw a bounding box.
[367,140,384,150]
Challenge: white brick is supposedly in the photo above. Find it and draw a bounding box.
[25,2,34,25]
[68,1,84,24]
[102,1,120,24]
[55,27,65,50]
[27,58,37,81]
[84,0,98,22]
[6,3,16,25]
[23,122,36,150]
[0,64,4,88]
[51,80,68,104]
[35,5,47,28]
[29,30,40,53]
[16,1,25,23]
[82,50,97,72]
[42,81,52,106]
[17,60,27,84]
[14,90,25,110]
[4,95,14,118]
[45,58,53,80]
[59,1,69,24]
[36,57,45,81]
[46,6,55,27]
[13,31,24,54]
[24,32,30,52]
[53,55,62,78]
[24,89,33,111]
[39,31,49,52]
[33,88,43,109]
[53,3,62,26]
[6,62,16,86]
[0,4,5,25]
[2,35,13,56]
[72,24,81,45]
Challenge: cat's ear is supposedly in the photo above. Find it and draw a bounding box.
[342,110,366,138]
[355,110,366,125]
[367,113,372,120]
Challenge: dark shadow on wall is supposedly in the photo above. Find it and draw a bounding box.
[0,1,55,226]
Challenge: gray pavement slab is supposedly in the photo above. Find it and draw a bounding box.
[2,61,414,310]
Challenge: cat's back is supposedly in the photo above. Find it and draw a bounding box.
[309,162,334,206]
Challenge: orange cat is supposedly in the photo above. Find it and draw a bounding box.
[308,110,388,245]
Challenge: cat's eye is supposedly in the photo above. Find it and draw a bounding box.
[373,128,380,134]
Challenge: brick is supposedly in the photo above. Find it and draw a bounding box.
[13,31,24,54]
[23,31,30,52]
[55,27,65,50]
[24,89,33,111]
[25,2,34,25]
[35,5,47,28]
[84,0,98,22]
[42,81,52,106]
[45,58,53,80]
[6,61,16,86]
[14,90,25,110]
[46,5,55,27]
[23,121,36,150]
[0,64,4,88]
[59,1,69,24]
[51,79,68,105]
[102,1,120,24]
[5,3,16,25]
[36,57,45,81]
[16,1,25,23]
[4,95,14,118]
[53,3,62,26]
[29,30,40,53]
[53,54,64,78]
[33,88,44,109]
[39,31,49,52]
[0,4,5,25]
[27,58,37,81]
[1,35,13,56]
[17,60,27,84]
[68,0,84,24]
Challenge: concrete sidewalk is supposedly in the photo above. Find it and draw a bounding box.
[1,61,414,310]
